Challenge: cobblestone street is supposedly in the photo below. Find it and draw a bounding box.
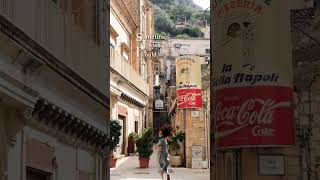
[110,153,210,180]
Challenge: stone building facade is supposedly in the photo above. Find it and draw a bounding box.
[109,0,154,157]
[134,0,156,130]
[0,0,109,180]
[166,38,211,168]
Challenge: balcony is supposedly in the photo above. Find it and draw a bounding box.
[110,50,149,96]
[0,0,106,93]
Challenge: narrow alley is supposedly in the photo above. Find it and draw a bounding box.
[111,151,209,180]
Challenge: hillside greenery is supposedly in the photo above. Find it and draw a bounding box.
[151,0,210,38]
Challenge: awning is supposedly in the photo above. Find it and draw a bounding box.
[120,93,145,109]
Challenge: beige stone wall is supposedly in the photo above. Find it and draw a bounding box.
[174,109,208,168]
[122,0,140,25]
[293,87,320,179]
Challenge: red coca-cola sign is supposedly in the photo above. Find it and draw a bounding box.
[215,86,295,149]
[177,89,202,109]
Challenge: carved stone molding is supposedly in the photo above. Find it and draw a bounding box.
[31,98,109,152]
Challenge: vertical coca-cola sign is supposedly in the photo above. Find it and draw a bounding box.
[213,0,295,149]
[176,56,203,109]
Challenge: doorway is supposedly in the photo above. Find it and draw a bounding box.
[117,115,126,155]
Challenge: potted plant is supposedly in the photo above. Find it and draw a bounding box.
[169,131,185,167]
[109,119,122,168]
[135,128,154,168]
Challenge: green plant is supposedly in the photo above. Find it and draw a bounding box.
[170,5,193,22]
[109,120,122,157]
[135,128,154,159]
[129,132,137,138]
[169,131,185,156]
[154,6,175,34]
[175,34,190,39]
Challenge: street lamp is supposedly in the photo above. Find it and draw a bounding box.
[202,7,210,26]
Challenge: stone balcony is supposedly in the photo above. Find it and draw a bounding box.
[110,49,149,96]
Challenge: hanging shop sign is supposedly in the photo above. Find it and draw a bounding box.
[213,0,294,149]
[176,56,202,89]
[176,56,203,109]
[155,99,164,110]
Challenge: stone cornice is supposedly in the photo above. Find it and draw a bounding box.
[111,0,138,34]
[0,15,109,109]
[31,98,109,150]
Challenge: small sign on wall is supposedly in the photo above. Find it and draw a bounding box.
[155,99,164,110]
[191,110,199,117]
[192,145,203,169]
[258,155,285,176]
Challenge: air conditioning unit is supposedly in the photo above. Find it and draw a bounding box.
[174,43,181,48]
[204,56,210,64]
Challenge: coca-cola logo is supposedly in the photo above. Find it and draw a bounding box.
[178,93,201,105]
[215,98,290,138]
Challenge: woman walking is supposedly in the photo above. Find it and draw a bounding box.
[157,125,171,180]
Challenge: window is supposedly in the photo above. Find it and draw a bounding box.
[174,44,181,48]
[121,44,130,62]
[50,0,57,4]
[153,47,160,54]
[123,52,129,62]
[110,44,115,63]
[142,63,147,80]
[135,121,138,133]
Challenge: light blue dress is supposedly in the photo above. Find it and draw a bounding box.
[157,137,169,173]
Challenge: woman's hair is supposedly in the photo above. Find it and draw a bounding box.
[159,124,172,138]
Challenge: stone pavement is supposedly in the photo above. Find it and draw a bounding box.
[110,152,209,180]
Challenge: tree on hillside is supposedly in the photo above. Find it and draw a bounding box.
[171,26,203,37]
[152,1,207,37]
[193,10,211,22]
[170,5,193,21]
[151,0,175,4]
[175,34,190,39]
[151,0,175,10]
[154,6,175,34]
[180,27,203,37]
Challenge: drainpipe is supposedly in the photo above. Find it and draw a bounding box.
[315,164,320,180]
[306,74,318,180]
[203,100,208,168]
[181,109,186,167]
